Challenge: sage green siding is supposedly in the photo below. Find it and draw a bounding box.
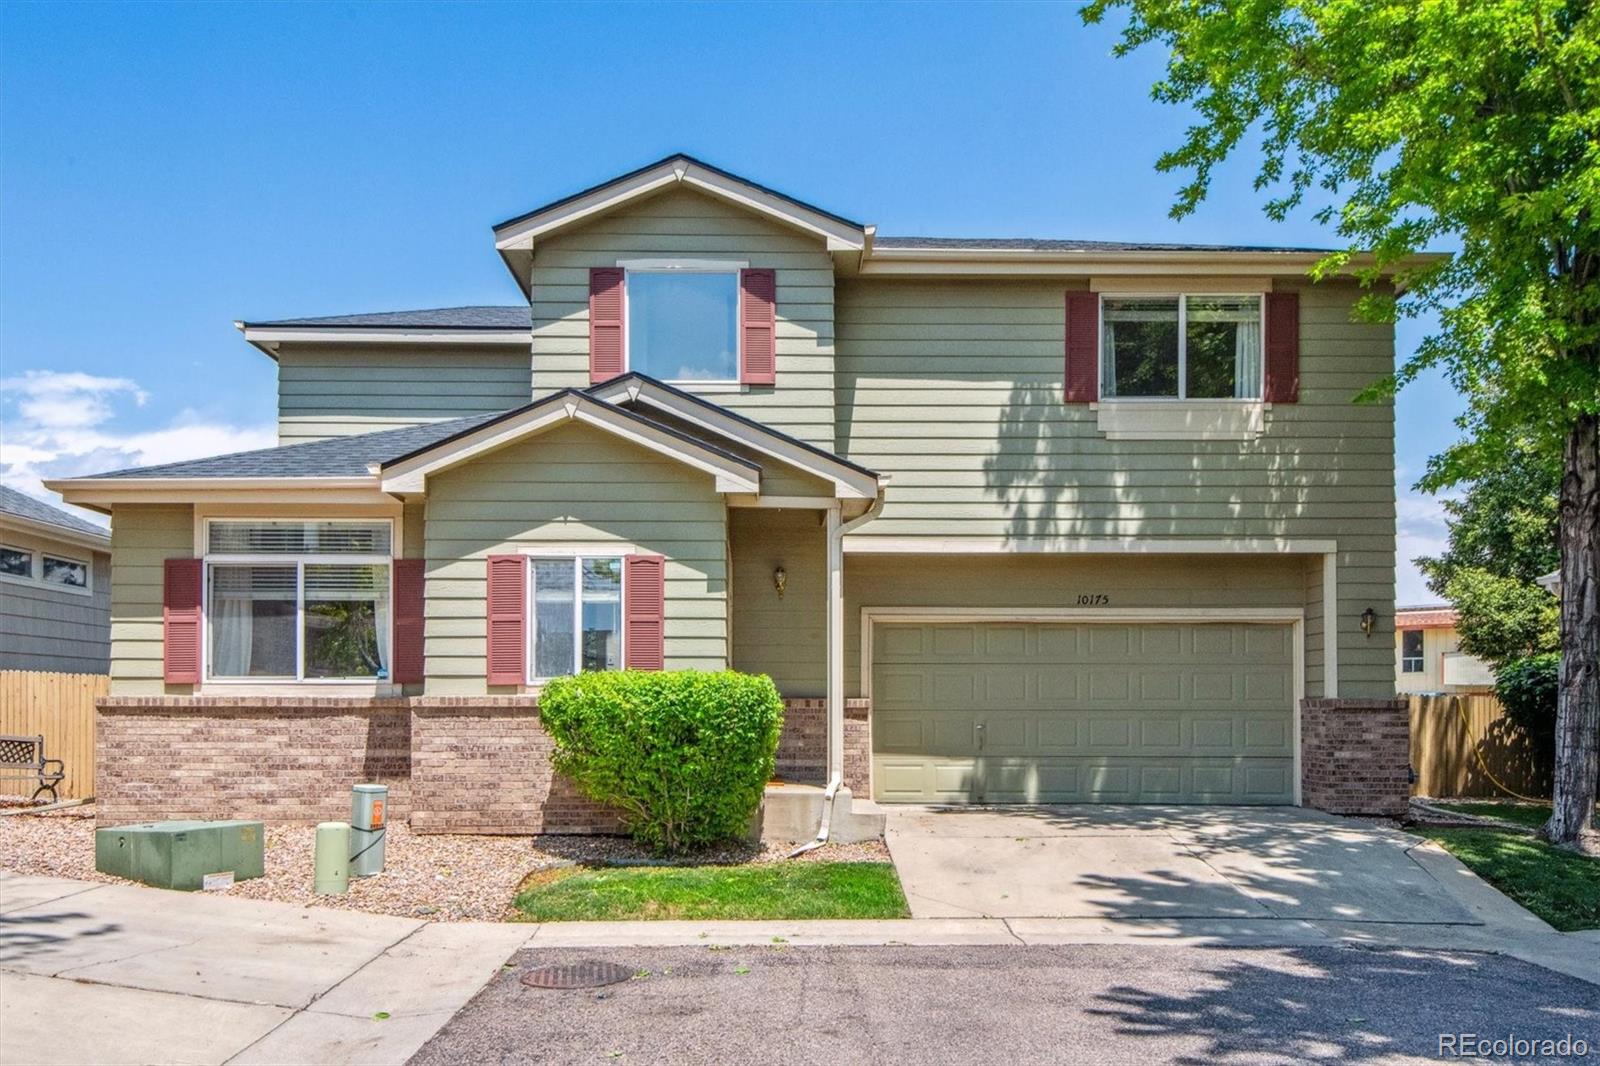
[0,526,110,674]
[530,188,837,446]
[275,343,531,444]
[834,278,1395,697]
[422,422,729,694]
[730,508,826,697]
[107,505,193,695]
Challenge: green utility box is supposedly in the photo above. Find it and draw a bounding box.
[95,820,265,891]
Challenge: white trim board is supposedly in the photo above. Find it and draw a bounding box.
[494,157,868,254]
[858,605,1307,806]
[842,537,1338,555]
[378,395,760,495]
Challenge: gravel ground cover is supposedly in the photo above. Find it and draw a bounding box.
[0,804,891,922]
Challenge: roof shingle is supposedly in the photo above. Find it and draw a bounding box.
[241,306,529,330]
[0,485,110,540]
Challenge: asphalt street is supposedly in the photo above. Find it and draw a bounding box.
[410,943,1600,1065]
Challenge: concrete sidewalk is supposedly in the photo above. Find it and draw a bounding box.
[0,873,530,1066]
[2,838,1595,1066]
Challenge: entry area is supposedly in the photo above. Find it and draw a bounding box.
[870,618,1298,804]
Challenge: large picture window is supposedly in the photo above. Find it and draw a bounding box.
[530,555,623,680]
[626,265,739,383]
[1101,294,1263,400]
[205,520,392,681]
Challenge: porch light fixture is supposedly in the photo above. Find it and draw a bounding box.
[773,566,787,598]
[1361,607,1376,637]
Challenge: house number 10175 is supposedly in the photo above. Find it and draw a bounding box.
[1075,594,1110,606]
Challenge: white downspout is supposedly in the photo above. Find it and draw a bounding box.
[790,490,883,858]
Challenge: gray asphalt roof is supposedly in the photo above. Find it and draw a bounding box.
[0,485,110,540]
[873,236,1336,254]
[241,306,530,329]
[81,413,507,480]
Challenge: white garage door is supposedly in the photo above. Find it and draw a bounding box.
[871,621,1296,804]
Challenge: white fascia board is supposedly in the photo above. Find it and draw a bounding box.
[45,477,392,510]
[378,398,760,495]
[842,536,1339,555]
[239,327,531,346]
[495,160,866,253]
[859,248,1446,278]
[587,379,878,499]
[0,512,110,552]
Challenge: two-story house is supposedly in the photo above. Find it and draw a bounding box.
[53,155,1410,832]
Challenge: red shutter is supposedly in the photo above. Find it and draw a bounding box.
[1264,291,1300,403]
[1064,291,1098,403]
[623,554,665,671]
[739,268,776,385]
[391,558,425,685]
[485,554,526,687]
[589,267,626,383]
[163,558,202,684]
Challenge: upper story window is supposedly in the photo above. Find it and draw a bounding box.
[624,261,741,383]
[0,546,32,579]
[42,555,88,589]
[1101,294,1263,400]
[204,519,392,682]
[1401,629,1425,673]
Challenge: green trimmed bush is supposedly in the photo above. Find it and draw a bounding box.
[538,670,784,853]
[1495,653,1560,769]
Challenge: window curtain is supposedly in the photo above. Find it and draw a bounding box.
[1100,318,1118,399]
[374,581,391,678]
[1234,315,1262,398]
[210,570,254,676]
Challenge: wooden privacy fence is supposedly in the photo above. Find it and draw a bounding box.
[1409,693,1549,800]
[0,671,106,801]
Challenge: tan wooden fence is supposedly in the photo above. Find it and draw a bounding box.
[0,670,106,801]
[1409,693,1549,800]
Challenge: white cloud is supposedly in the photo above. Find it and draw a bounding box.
[1396,490,1458,606]
[0,369,275,523]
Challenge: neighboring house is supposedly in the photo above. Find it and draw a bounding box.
[1394,605,1495,694]
[53,155,1419,828]
[0,486,111,674]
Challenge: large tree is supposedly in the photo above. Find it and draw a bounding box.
[1082,0,1600,842]
[1417,444,1560,666]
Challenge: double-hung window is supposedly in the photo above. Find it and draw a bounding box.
[1401,629,1425,674]
[529,555,623,680]
[205,520,393,681]
[624,261,741,383]
[1101,294,1264,400]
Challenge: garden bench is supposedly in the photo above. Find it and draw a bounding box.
[0,735,65,803]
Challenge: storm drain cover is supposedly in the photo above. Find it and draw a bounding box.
[520,961,635,990]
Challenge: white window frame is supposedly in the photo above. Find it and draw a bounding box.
[0,543,92,596]
[617,257,747,387]
[1400,629,1426,674]
[201,518,395,685]
[1098,292,1266,402]
[525,550,626,684]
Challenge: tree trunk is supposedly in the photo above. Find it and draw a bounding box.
[1547,411,1600,844]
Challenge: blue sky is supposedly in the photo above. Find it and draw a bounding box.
[0,2,1460,602]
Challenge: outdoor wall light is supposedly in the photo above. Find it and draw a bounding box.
[774,567,787,598]
[1361,607,1377,637]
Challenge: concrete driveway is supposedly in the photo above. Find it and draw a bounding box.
[885,805,1481,924]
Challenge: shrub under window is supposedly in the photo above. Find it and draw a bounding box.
[539,670,784,853]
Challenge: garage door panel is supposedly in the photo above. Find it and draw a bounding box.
[871,620,1297,804]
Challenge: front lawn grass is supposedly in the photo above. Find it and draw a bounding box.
[1416,828,1600,932]
[1435,800,1554,830]
[513,861,910,922]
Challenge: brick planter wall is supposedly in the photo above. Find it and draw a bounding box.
[95,697,411,826]
[408,698,622,835]
[1301,697,1412,816]
[774,697,871,794]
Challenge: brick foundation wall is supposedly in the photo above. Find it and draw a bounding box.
[1300,697,1411,817]
[96,697,412,826]
[409,698,623,835]
[774,698,871,795]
